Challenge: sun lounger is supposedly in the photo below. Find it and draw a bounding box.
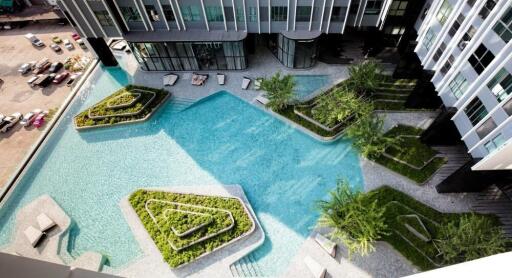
[255,95,269,105]
[163,73,179,86]
[217,73,225,85]
[191,73,208,86]
[242,77,251,90]
[304,256,326,278]
[37,213,56,232]
[314,233,336,257]
[254,78,262,90]
[24,226,43,247]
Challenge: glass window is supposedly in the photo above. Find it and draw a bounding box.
[296,6,311,22]
[224,7,234,21]
[468,44,495,74]
[271,6,287,21]
[181,5,201,22]
[448,13,465,37]
[144,5,160,22]
[479,0,497,20]
[260,7,268,21]
[458,25,476,50]
[464,97,488,126]
[120,6,142,22]
[440,55,454,75]
[161,5,175,21]
[476,118,497,139]
[248,7,257,22]
[436,0,452,25]
[420,4,430,20]
[94,10,113,27]
[487,68,512,102]
[467,0,476,7]
[331,6,346,22]
[484,134,505,154]
[493,7,512,43]
[423,28,436,50]
[449,73,468,99]
[432,42,446,62]
[206,6,224,22]
[365,0,383,15]
[236,7,245,22]
[388,1,408,16]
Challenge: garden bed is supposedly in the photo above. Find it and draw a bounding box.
[129,190,255,268]
[366,186,502,271]
[74,85,169,129]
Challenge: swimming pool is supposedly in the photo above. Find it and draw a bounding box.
[293,75,330,101]
[0,65,362,276]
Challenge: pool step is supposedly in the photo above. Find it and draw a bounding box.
[169,96,197,112]
[230,252,265,277]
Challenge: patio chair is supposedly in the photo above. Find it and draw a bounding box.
[37,213,56,232]
[163,73,179,86]
[255,95,269,105]
[304,256,326,278]
[217,73,225,85]
[192,73,208,86]
[242,77,251,90]
[254,78,262,90]
[23,226,43,247]
[314,233,336,257]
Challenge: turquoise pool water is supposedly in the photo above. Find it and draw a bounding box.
[0,66,363,276]
[293,75,330,100]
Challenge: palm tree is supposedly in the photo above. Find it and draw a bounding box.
[260,72,296,111]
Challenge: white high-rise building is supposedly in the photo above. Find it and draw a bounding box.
[414,0,512,171]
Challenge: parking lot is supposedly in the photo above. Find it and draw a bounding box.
[0,23,90,189]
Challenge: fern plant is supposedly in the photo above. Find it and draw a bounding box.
[316,180,389,257]
[260,72,296,111]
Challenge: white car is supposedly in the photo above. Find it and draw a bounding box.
[20,109,43,127]
[0,112,22,133]
[18,61,36,74]
[63,39,74,50]
[0,114,5,124]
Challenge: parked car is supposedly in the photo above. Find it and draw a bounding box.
[0,114,5,125]
[49,62,63,73]
[20,109,43,127]
[33,62,50,74]
[33,113,46,128]
[71,33,81,41]
[18,61,36,74]
[25,33,44,47]
[53,72,69,84]
[52,36,62,44]
[0,112,22,133]
[66,72,82,87]
[63,39,74,50]
[27,75,41,86]
[76,39,87,49]
[50,43,62,52]
[34,74,53,88]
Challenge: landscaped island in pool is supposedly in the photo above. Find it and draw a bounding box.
[0,65,363,276]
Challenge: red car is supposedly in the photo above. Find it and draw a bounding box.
[53,72,69,84]
[71,33,81,41]
[33,113,45,128]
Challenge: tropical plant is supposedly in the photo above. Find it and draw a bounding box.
[345,114,400,159]
[316,180,389,257]
[435,214,509,265]
[311,85,372,127]
[346,60,384,95]
[260,72,296,111]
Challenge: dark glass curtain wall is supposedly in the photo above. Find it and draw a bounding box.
[128,41,247,71]
[268,34,318,69]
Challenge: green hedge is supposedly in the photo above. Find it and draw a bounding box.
[74,85,169,128]
[365,186,502,271]
[129,190,254,268]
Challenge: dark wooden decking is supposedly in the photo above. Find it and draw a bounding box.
[472,185,512,238]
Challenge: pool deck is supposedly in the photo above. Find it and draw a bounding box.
[117,185,264,278]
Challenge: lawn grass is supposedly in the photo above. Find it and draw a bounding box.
[374,153,446,184]
[129,190,254,268]
[385,137,437,168]
[365,186,502,271]
[74,85,169,128]
[385,124,424,137]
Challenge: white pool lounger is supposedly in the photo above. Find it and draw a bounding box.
[217,73,225,85]
[304,255,327,278]
[37,213,56,232]
[255,95,269,105]
[314,233,336,257]
[163,73,179,86]
[23,226,43,247]
[242,77,251,90]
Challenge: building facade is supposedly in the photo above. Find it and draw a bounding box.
[57,0,421,70]
[414,0,512,171]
